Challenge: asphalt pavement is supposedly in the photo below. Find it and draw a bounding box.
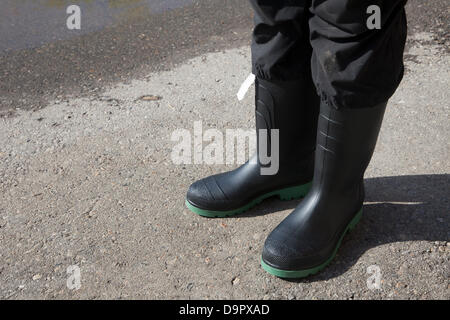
[0,0,448,299]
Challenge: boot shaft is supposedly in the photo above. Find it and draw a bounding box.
[313,102,387,193]
[255,77,319,165]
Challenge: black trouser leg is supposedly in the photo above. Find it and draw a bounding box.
[250,0,313,82]
[309,0,408,109]
[250,0,407,109]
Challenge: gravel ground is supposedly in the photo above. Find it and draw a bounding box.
[0,28,449,299]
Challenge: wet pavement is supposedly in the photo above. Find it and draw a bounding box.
[0,0,253,114]
[1,0,195,52]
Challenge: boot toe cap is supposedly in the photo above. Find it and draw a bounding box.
[186,179,214,207]
[262,228,325,272]
[262,235,301,270]
[186,177,234,211]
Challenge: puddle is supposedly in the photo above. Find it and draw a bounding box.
[0,0,194,52]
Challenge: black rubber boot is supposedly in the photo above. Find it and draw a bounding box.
[261,101,387,278]
[185,77,320,217]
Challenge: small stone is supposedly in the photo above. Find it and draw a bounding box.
[139,95,162,101]
[32,274,42,281]
[232,277,240,285]
[395,282,407,289]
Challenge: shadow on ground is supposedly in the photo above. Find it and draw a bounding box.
[233,174,449,281]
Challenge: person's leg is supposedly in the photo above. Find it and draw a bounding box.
[250,0,312,81]
[261,0,408,277]
[185,0,320,217]
[309,0,407,110]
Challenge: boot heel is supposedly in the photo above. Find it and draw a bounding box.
[278,182,311,201]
